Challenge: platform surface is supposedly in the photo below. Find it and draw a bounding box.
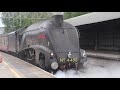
[0,51,55,78]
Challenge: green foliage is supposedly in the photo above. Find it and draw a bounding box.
[1,12,52,33]
[1,12,91,33]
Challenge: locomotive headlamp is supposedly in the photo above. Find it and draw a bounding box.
[68,52,72,58]
[50,52,54,59]
[82,50,86,57]
[51,62,58,70]
[51,53,54,56]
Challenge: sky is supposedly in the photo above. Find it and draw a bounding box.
[0,13,4,27]
[0,18,4,27]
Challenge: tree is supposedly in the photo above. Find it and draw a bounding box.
[1,12,52,33]
[1,12,91,33]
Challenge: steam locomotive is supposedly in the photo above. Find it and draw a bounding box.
[0,12,87,73]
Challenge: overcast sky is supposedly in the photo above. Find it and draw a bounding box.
[0,12,4,27]
[0,18,4,27]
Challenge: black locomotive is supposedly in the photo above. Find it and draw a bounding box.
[0,13,87,73]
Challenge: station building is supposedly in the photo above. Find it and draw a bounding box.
[65,12,120,51]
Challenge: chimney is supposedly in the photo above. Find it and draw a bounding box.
[51,12,64,27]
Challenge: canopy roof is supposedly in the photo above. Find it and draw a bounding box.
[65,12,120,26]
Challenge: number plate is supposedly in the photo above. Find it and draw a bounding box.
[59,58,78,63]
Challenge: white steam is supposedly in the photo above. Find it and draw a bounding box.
[55,70,80,78]
[54,58,120,78]
[51,12,64,16]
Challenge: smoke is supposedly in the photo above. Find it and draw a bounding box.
[54,60,120,78]
[54,62,88,78]
[54,65,109,78]
[54,69,81,78]
[51,12,64,16]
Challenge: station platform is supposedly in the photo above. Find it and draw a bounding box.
[0,52,55,78]
[86,50,120,60]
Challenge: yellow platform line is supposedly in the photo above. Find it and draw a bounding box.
[3,61,22,78]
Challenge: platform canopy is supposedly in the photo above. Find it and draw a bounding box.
[64,12,120,26]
